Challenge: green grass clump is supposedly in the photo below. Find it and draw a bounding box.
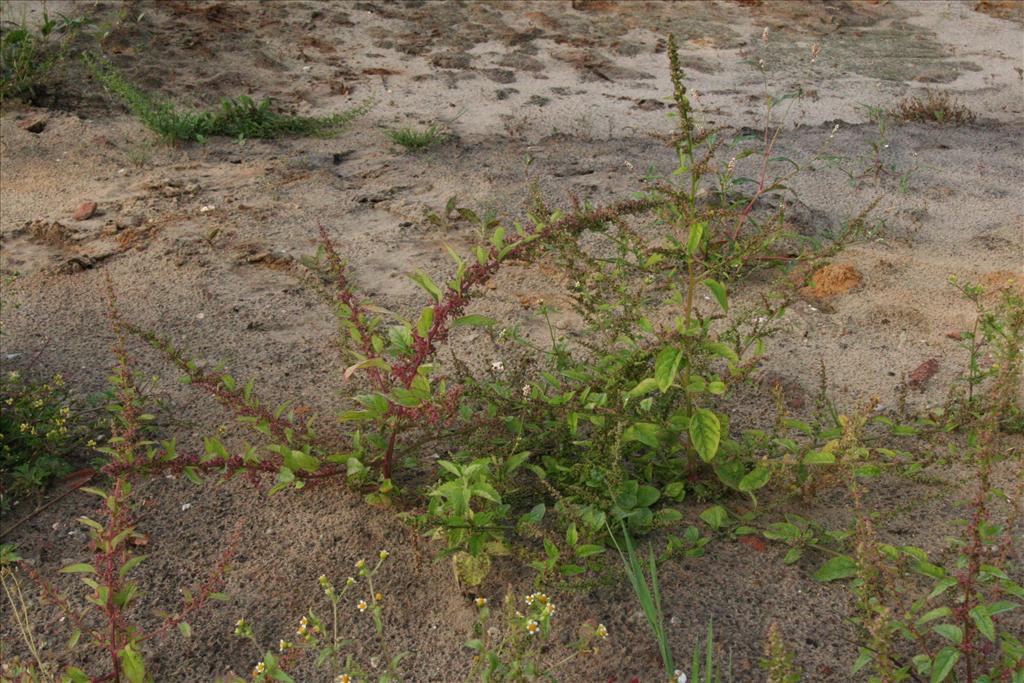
[84,53,374,143]
[386,123,447,152]
[0,10,89,103]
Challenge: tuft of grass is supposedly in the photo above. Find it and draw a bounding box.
[892,89,976,125]
[386,123,447,152]
[84,53,374,143]
[0,9,89,103]
[611,523,675,680]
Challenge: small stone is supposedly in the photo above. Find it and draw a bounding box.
[73,201,98,221]
[18,118,46,133]
[908,358,939,389]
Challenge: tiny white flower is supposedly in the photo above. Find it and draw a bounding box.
[674,671,688,683]
[491,360,504,372]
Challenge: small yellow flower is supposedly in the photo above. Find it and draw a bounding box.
[296,615,308,636]
[346,576,356,586]
[379,549,389,560]
[595,623,608,639]
[525,619,540,636]
[4,398,12,405]
[357,599,368,612]
[87,439,97,448]
[544,602,555,616]
[474,597,487,608]
[355,559,366,570]
[336,675,352,683]
[252,660,265,678]
[279,639,290,652]
[374,591,383,602]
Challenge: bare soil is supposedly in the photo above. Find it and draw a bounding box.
[1,1,1022,681]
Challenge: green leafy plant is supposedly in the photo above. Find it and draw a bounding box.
[0,370,91,505]
[1,315,234,683]
[465,589,607,681]
[228,550,405,683]
[84,54,374,143]
[0,8,89,103]
[946,277,1023,431]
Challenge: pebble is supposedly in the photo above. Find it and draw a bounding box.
[73,201,97,221]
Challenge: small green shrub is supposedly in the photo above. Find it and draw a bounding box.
[0,371,86,503]
[386,123,447,152]
[0,9,89,103]
[84,54,374,143]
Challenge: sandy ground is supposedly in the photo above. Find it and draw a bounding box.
[1,1,1022,681]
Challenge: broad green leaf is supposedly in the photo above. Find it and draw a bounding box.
[738,467,771,492]
[970,605,995,641]
[687,221,705,255]
[689,408,721,462]
[702,278,728,312]
[813,555,858,582]
[60,563,96,575]
[803,450,836,465]
[654,347,683,392]
[575,544,605,558]
[932,624,962,644]
[627,377,660,398]
[119,644,146,683]
[283,449,320,473]
[699,505,728,531]
[623,422,663,448]
[930,647,959,683]
[416,307,434,338]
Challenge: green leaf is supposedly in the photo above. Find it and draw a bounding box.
[803,450,836,465]
[119,644,146,683]
[283,449,320,473]
[575,544,605,558]
[686,221,706,255]
[654,347,683,392]
[932,624,962,644]
[689,408,721,462]
[738,467,771,493]
[566,523,578,547]
[178,621,192,638]
[118,555,146,578]
[702,278,728,312]
[635,485,660,507]
[930,647,959,683]
[623,422,663,449]
[627,377,660,398]
[813,555,858,582]
[60,563,97,575]
[62,668,90,683]
[410,271,443,302]
[452,315,498,328]
[915,607,951,627]
[699,505,728,531]
[416,307,434,338]
[970,605,995,641]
